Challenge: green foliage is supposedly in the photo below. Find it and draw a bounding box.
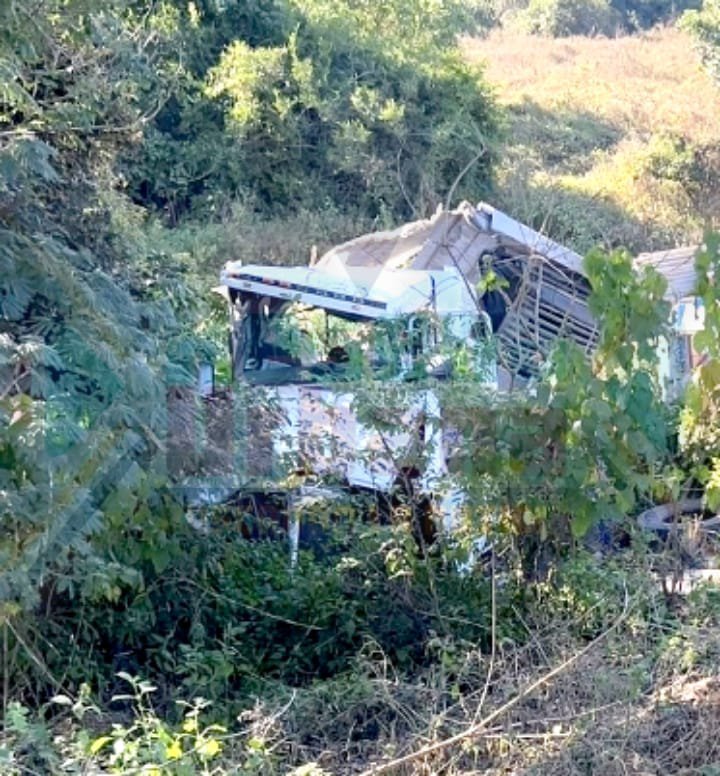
[532,547,666,639]
[683,0,720,80]
[679,236,720,508]
[447,248,670,569]
[510,0,698,35]
[634,133,720,227]
[517,0,618,36]
[0,701,58,774]
[1,681,231,776]
[14,519,496,703]
[87,676,227,775]
[0,0,207,610]
[124,0,498,220]
[611,0,700,29]
[584,246,670,366]
[5,3,720,774]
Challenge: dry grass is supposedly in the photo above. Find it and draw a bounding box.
[463,27,720,253]
[465,27,720,142]
[234,583,720,775]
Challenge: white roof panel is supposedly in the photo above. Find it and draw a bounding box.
[221,263,475,318]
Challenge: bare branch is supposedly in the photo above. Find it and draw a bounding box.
[359,585,632,775]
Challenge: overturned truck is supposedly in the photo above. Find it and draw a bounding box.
[224,202,600,386]
[211,201,702,554]
[216,202,605,549]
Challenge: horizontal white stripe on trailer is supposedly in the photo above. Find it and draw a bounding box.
[223,273,389,317]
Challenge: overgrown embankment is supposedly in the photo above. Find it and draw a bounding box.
[6,0,720,773]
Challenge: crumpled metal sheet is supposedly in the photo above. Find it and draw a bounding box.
[317,203,493,285]
[318,202,597,379]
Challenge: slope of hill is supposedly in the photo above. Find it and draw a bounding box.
[464,26,720,253]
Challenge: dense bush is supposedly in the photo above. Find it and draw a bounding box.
[0,0,206,613]
[518,0,618,36]
[683,0,720,79]
[123,0,499,222]
[612,0,700,29]
[6,511,503,711]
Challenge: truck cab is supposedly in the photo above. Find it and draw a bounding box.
[219,261,496,540]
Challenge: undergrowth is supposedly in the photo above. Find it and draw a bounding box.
[5,533,720,774]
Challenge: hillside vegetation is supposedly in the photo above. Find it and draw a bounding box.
[465,26,720,251]
[6,1,720,774]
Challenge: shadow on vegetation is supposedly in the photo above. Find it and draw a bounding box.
[496,175,654,254]
[506,98,622,175]
[493,97,665,253]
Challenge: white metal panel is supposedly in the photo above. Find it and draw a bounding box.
[221,263,477,319]
[473,202,585,275]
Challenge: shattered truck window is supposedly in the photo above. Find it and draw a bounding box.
[235,301,389,384]
[232,297,495,385]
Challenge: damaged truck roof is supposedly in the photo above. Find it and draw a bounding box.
[316,201,598,377]
[222,201,700,380]
[220,263,477,319]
